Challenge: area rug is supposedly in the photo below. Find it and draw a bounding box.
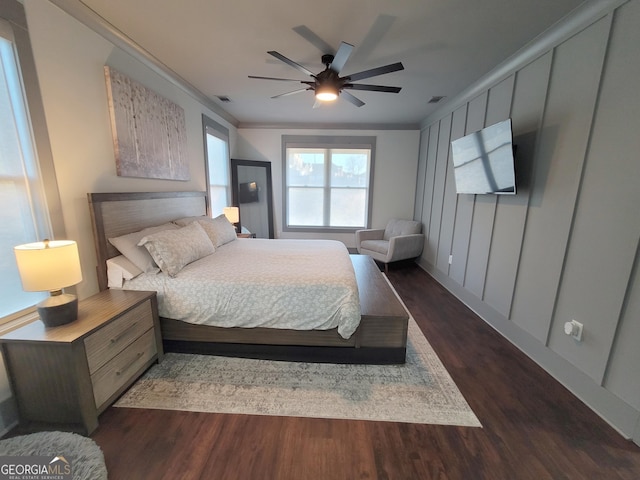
[0,431,108,480]
[115,309,481,427]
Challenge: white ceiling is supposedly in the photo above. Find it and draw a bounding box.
[76,0,587,128]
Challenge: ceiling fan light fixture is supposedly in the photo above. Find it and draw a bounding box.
[251,42,403,108]
[315,85,338,101]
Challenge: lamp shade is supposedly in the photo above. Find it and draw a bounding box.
[223,206,240,224]
[14,240,83,292]
[315,85,338,101]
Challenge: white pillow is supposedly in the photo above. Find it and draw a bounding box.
[109,223,179,273]
[138,221,215,277]
[173,215,207,227]
[106,255,143,288]
[199,215,237,247]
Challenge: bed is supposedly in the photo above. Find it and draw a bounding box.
[88,191,409,364]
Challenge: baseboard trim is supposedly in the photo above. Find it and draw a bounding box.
[417,258,640,440]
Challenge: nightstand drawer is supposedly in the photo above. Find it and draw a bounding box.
[91,328,157,409]
[85,300,154,374]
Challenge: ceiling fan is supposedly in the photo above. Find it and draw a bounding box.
[249,41,404,107]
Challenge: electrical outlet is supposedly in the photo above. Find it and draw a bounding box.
[564,319,584,341]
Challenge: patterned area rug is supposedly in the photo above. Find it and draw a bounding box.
[115,318,481,427]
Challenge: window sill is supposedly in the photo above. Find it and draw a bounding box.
[283,226,364,234]
[0,310,39,336]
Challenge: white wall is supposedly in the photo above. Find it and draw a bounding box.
[415,0,640,443]
[236,128,420,248]
[23,0,236,300]
[0,0,237,434]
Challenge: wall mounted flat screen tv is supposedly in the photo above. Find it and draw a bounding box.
[239,181,259,203]
[450,118,516,195]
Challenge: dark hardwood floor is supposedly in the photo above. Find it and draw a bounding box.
[91,264,640,479]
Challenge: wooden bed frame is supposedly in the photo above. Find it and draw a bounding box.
[88,191,409,364]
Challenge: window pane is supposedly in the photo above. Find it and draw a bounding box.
[288,188,323,226]
[204,118,231,217]
[287,148,325,187]
[206,134,228,186]
[209,186,228,217]
[330,149,370,188]
[283,137,374,231]
[330,188,367,227]
[0,35,49,318]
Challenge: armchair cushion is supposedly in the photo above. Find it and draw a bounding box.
[359,239,389,255]
[355,228,384,249]
[356,219,425,267]
[383,218,422,240]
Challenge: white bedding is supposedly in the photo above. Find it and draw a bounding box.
[119,238,361,339]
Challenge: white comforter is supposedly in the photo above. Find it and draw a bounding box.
[121,238,361,339]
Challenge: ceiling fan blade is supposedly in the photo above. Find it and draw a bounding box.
[345,62,404,82]
[350,14,396,64]
[268,51,315,77]
[340,91,365,107]
[249,75,304,82]
[330,42,354,74]
[271,88,310,99]
[292,25,334,55]
[344,83,402,93]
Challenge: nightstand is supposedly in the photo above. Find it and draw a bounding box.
[0,289,163,435]
[237,233,256,238]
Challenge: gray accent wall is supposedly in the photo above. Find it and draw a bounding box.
[415,0,640,444]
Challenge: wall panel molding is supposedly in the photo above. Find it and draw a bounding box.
[418,258,640,440]
[420,0,629,130]
[485,53,551,320]
[413,0,638,440]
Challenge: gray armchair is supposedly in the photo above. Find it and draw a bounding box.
[355,219,425,272]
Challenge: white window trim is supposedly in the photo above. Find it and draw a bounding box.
[282,135,376,233]
[0,308,39,336]
[202,114,231,216]
[0,2,65,327]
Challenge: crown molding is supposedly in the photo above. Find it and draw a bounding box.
[48,0,238,127]
[419,0,629,129]
[237,122,420,131]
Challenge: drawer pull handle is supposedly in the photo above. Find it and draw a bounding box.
[116,352,144,376]
[110,322,138,344]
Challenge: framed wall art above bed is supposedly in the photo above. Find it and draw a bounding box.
[104,67,189,181]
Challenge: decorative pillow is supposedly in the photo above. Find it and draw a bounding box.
[198,214,237,247]
[109,223,179,273]
[106,255,143,288]
[173,216,207,227]
[138,221,215,277]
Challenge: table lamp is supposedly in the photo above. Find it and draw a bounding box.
[14,239,83,327]
[223,206,240,232]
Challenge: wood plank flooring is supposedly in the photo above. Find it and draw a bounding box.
[91,264,640,479]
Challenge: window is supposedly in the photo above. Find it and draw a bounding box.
[0,20,51,320]
[202,115,230,216]
[283,135,375,232]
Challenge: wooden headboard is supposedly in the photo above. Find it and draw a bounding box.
[88,191,207,291]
